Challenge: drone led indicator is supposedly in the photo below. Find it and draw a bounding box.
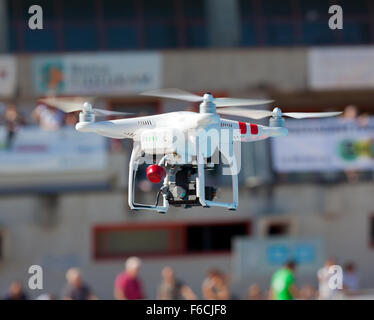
[250,124,258,135]
[238,122,247,134]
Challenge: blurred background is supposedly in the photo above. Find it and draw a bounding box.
[0,0,374,300]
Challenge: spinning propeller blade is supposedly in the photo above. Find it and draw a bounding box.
[217,108,273,119]
[282,112,343,119]
[141,88,273,107]
[39,97,89,113]
[218,107,342,120]
[92,109,133,117]
[141,88,203,102]
[39,97,133,117]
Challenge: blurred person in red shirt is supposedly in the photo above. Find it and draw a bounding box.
[114,256,145,300]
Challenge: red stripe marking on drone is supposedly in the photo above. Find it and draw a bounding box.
[250,123,258,135]
[238,122,247,134]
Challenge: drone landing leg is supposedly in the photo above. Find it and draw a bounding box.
[128,145,169,213]
[195,140,238,210]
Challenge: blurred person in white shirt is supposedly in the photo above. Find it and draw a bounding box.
[32,103,64,131]
[317,259,340,300]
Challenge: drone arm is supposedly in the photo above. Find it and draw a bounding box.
[220,119,288,143]
[239,124,288,142]
[76,118,140,139]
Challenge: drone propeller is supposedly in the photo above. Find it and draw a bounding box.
[38,97,133,117]
[141,88,273,107]
[217,107,342,119]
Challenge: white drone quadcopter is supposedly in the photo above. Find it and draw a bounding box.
[40,89,341,213]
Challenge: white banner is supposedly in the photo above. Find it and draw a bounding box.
[308,47,374,90]
[0,126,107,173]
[271,118,374,173]
[0,55,17,97]
[32,52,162,95]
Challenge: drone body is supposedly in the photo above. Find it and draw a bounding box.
[76,110,287,156]
[41,89,341,213]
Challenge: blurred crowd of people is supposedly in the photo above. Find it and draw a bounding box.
[269,258,360,300]
[0,102,78,150]
[0,101,130,152]
[1,256,360,301]
[0,101,78,131]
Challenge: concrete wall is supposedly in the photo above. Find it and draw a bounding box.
[162,48,307,92]
[205,0,240,47]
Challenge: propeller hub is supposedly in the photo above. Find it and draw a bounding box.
[200,92,216,114]
[82,102,93,113]
[272,107,282,117]
[203,92,214,102]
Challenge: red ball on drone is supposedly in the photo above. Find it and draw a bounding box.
[146,164,166,184]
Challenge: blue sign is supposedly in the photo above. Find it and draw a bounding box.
[233,237,325,277]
